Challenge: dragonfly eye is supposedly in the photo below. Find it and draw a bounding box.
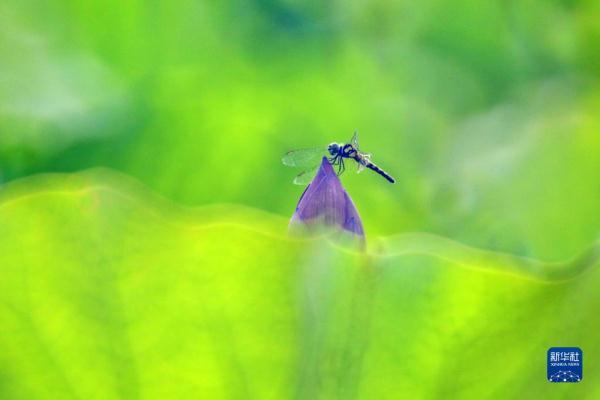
[327,143,340,155]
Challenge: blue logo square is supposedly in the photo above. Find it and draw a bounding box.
[547,347,582,382]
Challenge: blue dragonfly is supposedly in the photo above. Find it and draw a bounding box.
[282,132,396,185]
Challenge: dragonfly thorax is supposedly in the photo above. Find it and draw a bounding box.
[328,142,359,159]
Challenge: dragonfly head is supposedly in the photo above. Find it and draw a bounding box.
[327,142,341,156]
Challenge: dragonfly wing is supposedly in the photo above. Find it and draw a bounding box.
[293,166,320,185]
[356,152,371,173]
[350,131,359,149]
[282,147,327,168]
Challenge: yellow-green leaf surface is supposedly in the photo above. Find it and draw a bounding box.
[0,170,598,399]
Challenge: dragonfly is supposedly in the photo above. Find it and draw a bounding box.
[282,132,396,185]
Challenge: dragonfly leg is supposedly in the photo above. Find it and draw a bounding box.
[337,157,345,175]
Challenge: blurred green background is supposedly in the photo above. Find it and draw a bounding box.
[1,0,598,260]
[0,0,599,399]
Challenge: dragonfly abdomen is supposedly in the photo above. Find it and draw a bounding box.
[347,153,395,183]
[365,161,395,183]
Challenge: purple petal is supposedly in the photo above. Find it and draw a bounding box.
[290,157,364,238]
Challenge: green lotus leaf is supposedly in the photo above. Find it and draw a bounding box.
[0,169,597,399]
